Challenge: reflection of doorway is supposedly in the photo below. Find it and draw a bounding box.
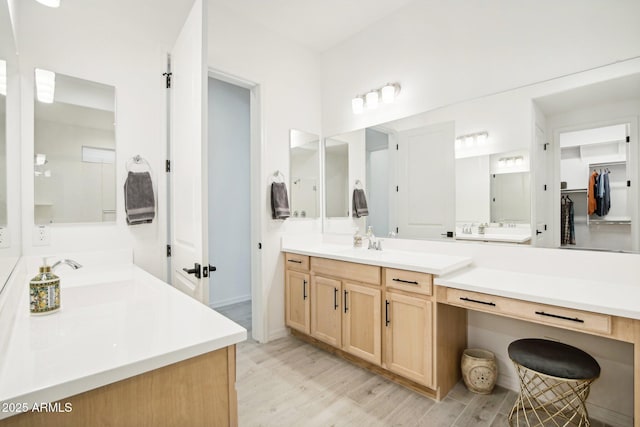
[207,76,253,335]
[558,123,632,251]
[365,128,390,236]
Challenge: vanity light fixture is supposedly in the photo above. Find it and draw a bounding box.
[455,131,489,151]
[35,0,60,7]
[0,60,6,96]
[351,82,401,114]
[35,68,56,103]
[497,155,524,168]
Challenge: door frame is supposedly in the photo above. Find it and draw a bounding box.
[551,116,638,251]
[207,68,265,343]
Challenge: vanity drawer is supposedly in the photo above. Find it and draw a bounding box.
[285,253,310,271]
[311,257,381,285]
[446,288,611,336]
[384,268,432,295]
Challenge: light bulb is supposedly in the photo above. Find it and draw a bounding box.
[506,158,514,167]
[465,136,474,147]
[365,90,379,109]
[515,156,523,166]
[498,159,506,168]
[351,97,364,114]
[455,138,462,150]
[35,68,56,103]
[381,84,395,103]
[476,133,487,145]
[35,0,60,7]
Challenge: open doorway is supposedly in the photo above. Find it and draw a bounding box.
[207,73,262,340]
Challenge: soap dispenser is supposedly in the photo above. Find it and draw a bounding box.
[29,257,61,315]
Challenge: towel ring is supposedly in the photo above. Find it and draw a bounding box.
[126,155,153,174]
[354,179,363,190]
[271,170,286,184]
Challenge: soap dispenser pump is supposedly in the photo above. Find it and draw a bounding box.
[29,257,61,315]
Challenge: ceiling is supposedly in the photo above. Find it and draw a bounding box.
[209,0,418,52]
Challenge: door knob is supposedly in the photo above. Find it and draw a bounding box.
[203,264,217,278]
[182,263,202,279]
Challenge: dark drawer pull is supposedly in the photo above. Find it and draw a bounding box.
[460,297,496,307]
[392,278,419,285]
[303,280,307,300]
[535,311,584,323]
[385,300,390,327]
[288,259,303,264]
[333,288,339,310]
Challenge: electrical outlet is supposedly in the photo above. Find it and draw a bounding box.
[0,227,9,248]
[33,225,50,246]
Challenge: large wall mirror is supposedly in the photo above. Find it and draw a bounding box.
[0,0,19,295]
[289,129,320,219]
[33,71,116,224]
[322,60,640,253]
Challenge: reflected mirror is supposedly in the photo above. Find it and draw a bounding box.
[34,71,116,224]
[490,172,530,223]
[289,129,320,219]
[325,137,350,218]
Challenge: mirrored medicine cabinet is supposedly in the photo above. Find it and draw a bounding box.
[33,71,116,225]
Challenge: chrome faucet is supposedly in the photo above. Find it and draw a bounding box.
[52,259,83,271]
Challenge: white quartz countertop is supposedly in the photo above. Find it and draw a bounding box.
[435,267,640,320]
[0,263,246,419]
[282,242,472,276]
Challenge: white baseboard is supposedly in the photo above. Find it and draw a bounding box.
[496,375,632,427]
[267,328,289,342]
[209,294,251,309]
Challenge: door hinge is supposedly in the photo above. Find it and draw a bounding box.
[258,242,262,249]
[396,185,399,192]
[626,136,630,143]
[627,180,631,187]
[395,227,399,234]
[544,184,547,191]
[543,143,549,151]
[396,144,399,150]
[166,244,171,257]
[166,160,171,172]
[162,72,172,89]
[544,224,547,231]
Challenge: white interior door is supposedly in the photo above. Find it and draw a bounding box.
[169,0,208,303]
[396,122,455,239]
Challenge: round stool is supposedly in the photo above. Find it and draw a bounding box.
[507,338,600,426]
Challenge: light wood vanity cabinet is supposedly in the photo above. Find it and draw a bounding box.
[284,254,310,334]
[310,257,382,365]
[285,252,466,401]
[383,269,435,388]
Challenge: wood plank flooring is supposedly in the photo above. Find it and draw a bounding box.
[217,301,611,427]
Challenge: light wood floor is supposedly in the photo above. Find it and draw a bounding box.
[217,301,610,427]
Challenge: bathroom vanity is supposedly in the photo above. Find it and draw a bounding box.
[282,239,640,424]
[0,251,246,427]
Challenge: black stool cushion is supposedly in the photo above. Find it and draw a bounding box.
[508,338,600,380]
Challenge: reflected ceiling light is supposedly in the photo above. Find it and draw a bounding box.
[351,82,401,114]
[34,153,47,166]
[455,131,489,150]
[351,96,364,114]
[35,68,56,103]
[0,60,6,96]
[35,0,60,7]
[514,156,524,166]
[365,90,379,109]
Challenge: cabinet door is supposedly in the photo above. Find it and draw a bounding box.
[342,282,381,365]
[310,275,342,347]
[285,270,310,334]
[384,292,433,387]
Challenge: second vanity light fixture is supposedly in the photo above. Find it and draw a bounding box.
[455,131,489,150]
[352,82,401,114]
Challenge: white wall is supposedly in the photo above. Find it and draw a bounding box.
[208,77,251,308]
[455,156,490,224]
[321,0,640,136]
[14,2,193,280]
[207,3,322,340]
